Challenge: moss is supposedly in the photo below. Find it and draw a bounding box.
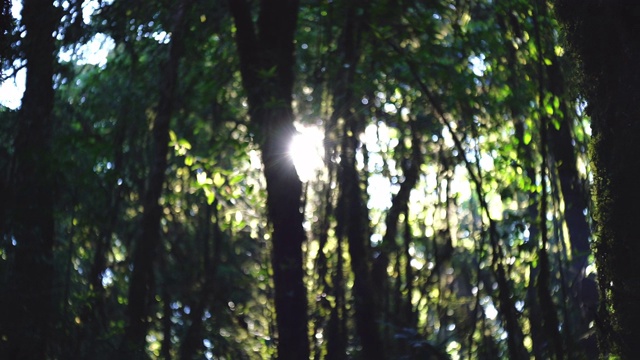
[557,1,640,357]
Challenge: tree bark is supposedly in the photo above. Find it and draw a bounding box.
[1,0,57,358]
[556,1,640,357]
[228,1,310,359]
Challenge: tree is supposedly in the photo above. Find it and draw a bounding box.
[0,0,14,76]
[556,1,640,357]
[1,0,57,358]
[119,1,191,357]
[227,1,310,359]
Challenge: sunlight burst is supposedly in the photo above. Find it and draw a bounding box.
[289,124,325,182]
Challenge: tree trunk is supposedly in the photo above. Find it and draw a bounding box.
[339,125,385,360]
[556,2,640,357]
[534,1,594,347]
[325,231,348,360]
[180,201,222,360]
[228,1,310,359]
[324,3,385,357]
[489,221,529,360]
[372,122,423,355]
[532,11,564,358]
[1,0,57,358]
[119,2,189,357]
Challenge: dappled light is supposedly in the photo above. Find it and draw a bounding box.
[3,0,628,358]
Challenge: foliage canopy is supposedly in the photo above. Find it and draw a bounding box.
[0,0,601,359]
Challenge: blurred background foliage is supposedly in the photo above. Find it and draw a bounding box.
[0,0,597,359]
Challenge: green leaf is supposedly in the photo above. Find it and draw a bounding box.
[213,173,225,187]
[545,103,554,116]
[203,187,215,205]
[523,132,532,145]
[178,138,191,150]
[229,173,244,185]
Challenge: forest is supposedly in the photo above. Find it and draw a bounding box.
[2,0,640,359]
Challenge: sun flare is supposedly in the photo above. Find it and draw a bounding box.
[289,124,325,182]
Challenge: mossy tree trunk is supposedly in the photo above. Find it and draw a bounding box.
[556,2,640,357]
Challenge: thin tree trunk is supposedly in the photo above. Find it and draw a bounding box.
[324,3,385,357]
[180,202,223,360]
[545,46,597,358]
[402,208,417,330]
[372,121,423,355]
[533,2,594,349]
[326,203,348,360]
[339,125,385,360]
[319,151,347,360]
[489,221,530,360]
[373,123,423,292]
[1,0,57,358]
[532,9,564,359]
[120,2,189,357]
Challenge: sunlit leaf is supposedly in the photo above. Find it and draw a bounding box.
[545,103,554,116]
[213,172,225,187]
[203,187,215,205]
[196,171,208,185]
[229,173,244,185]
[178,138,191,150]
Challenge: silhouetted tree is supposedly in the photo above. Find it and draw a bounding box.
[228,1,310,359]
[1,0,57,358]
